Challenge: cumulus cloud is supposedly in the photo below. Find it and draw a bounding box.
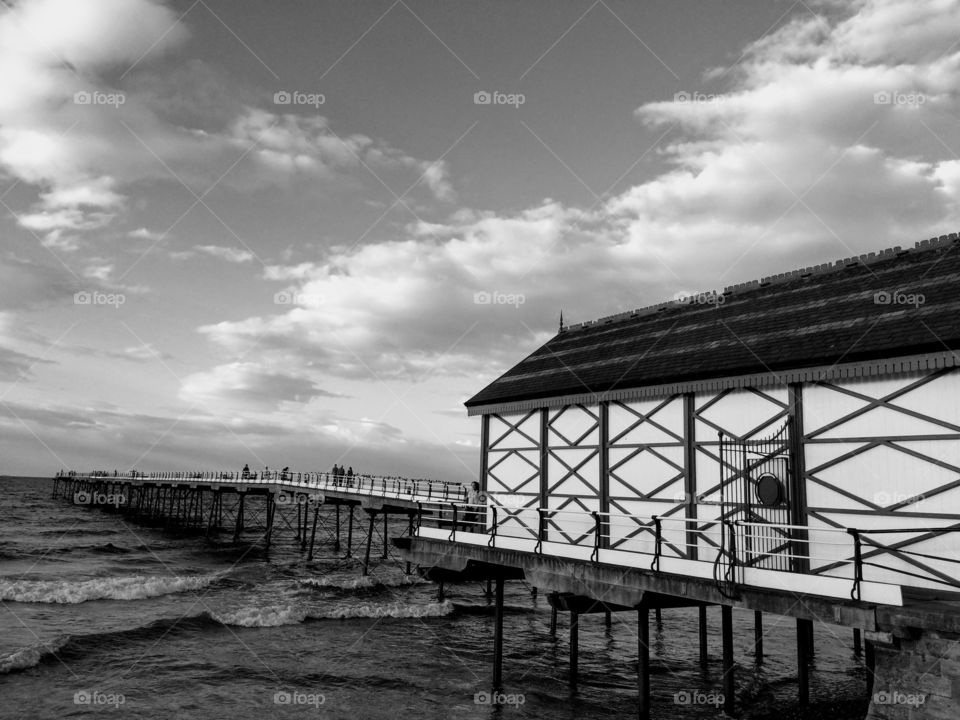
[179,361,341,411]
[190,0,960,395]
[0,0,454,249]
[193,245,255,263]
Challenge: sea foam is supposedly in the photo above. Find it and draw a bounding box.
[209,601,454,627]
[0,573,222,604]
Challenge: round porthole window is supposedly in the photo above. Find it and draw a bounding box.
[754,472,784,507]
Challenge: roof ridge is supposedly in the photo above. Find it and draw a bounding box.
[562,231,960,333]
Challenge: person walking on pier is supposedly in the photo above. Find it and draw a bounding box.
[465,481,485,531]
[241,464,250,479]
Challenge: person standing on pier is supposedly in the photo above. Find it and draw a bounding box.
[241,464,250,479]
[465,481,485,531]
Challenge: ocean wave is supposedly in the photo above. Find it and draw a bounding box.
[208,601,454,627]
[0,636,69,674]
[0,572,224,604]
[298,575,421,592]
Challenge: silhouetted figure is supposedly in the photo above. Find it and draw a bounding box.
[465,481,485,530]
[281,466,290,481]
[241,464,250,479]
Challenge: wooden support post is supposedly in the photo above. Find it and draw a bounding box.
[346,505,354,557]
[493,576,504,688]
[797,617,812,705]
[206,491,218,537]
[382,512,389,559]
[698,605,708,668]
[405,513,413,575]
[335,504,342,551]
[295,500,302,542]
[307,505,320,561]
[549,605,557,637]
[655,607,662,623]
[865,640,875,697]
[570,611,579,690]
[605,610,612,628]
[234,493,245,542]
[853,628,862,657]
[638,606,650,720]
[301,499,309,551]
[264,494,275,550]
[362,512,375,576]
[754,610,764,662]
[721,605,734,716]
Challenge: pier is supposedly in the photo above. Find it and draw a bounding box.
[53,469,466,574]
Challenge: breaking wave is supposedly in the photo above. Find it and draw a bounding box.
[0,572,224,604]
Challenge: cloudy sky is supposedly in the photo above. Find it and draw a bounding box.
[1,0,959,480]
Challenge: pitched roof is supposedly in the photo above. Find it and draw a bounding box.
[465,233,960,411]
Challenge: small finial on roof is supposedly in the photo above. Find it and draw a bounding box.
[559,310,565,333]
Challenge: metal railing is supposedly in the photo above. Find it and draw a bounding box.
[414,500,960,598]
[55,469,467,504]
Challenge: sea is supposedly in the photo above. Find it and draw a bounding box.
[0,476,869,719]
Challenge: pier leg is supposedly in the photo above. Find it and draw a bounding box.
[865,639,875,697]
[206,491,218,537]
[549,605,558,637]
[721,605,735,715]
[363,512,375,576]
[265,494,275,550]
[605,609,612,629]
[382,512,389,559]
[797,617,812,705]
[295,500,302,542]
[493,576,504,688]
[570,611,579,690]
[655,607,662,624]
[234,493,245,542]
[301,499,309,551]
[335,504,341,551]
[307,505,320,561]
[346,506,354,557]
[698,605,708,668]
[853,628,862,657]
[754,610,764,662]
[405,513,414,574]
[638,606,650,720]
